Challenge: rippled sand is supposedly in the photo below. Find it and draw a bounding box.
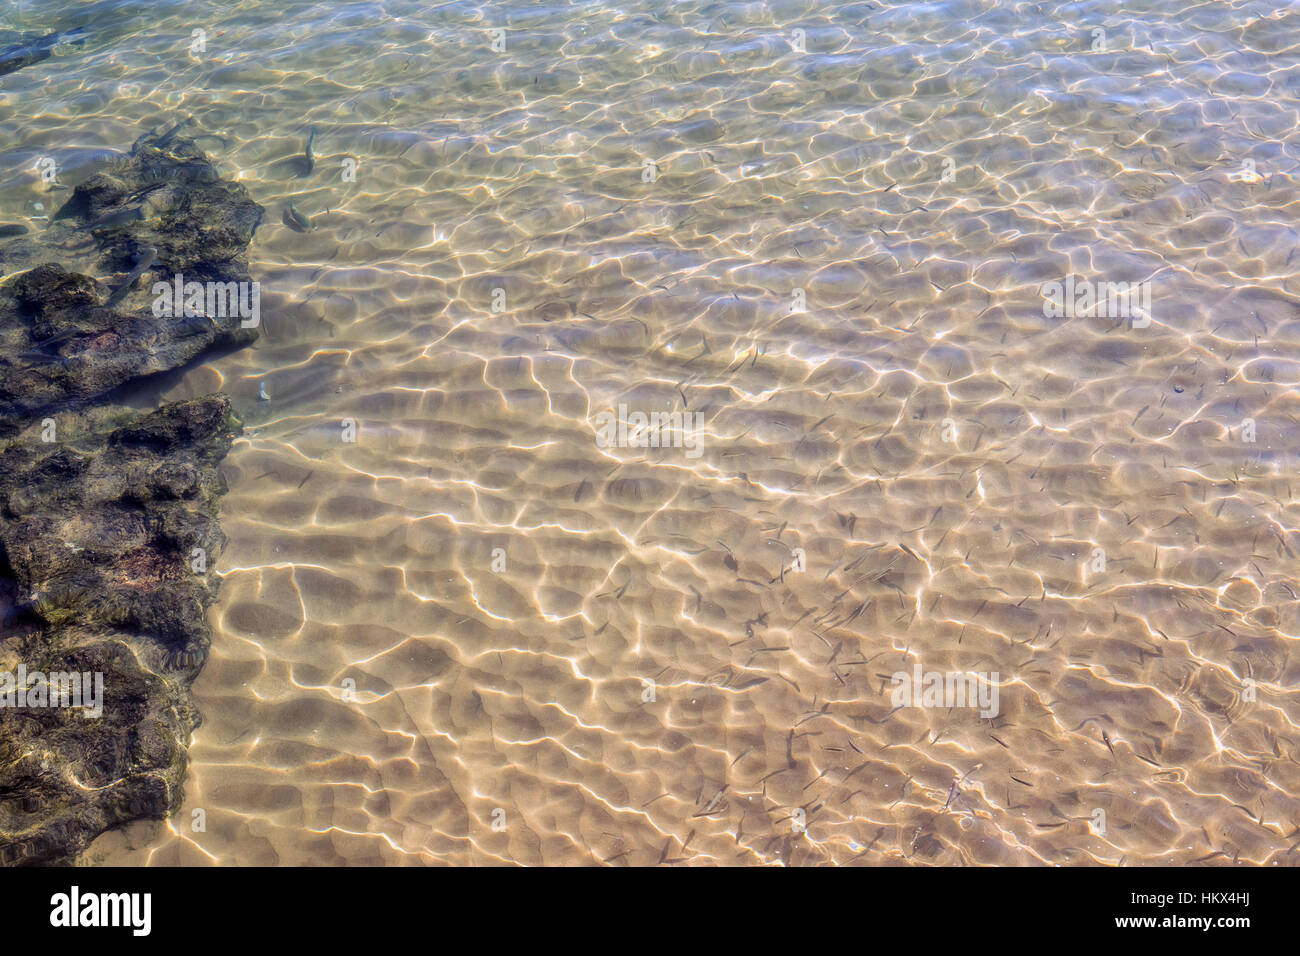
[1,0,1298,865]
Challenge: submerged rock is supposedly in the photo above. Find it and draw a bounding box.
[0,127,261,864]
[0,128,263,436]
[0,27,87,80]
[0,396,239,865]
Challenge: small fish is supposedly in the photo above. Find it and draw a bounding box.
[283,203,311,232]
[88,205,144,231]
[154,116,194,148]
[121,182,167,211]
[717,540,738,571]
[14,325,84,362]
[294,128,316,177]
[104,246,157,306]
[0,223,29,237]
[258,381,271,401]
[943,778,959,810]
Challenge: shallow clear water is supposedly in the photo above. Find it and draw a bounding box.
[2,0,1299,865]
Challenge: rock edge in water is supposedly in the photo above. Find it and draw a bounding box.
[0,126,262,433]
[0,127,261,864]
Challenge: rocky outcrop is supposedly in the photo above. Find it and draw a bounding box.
[0,127,262,435]
[0,396,239,864]
[0,127,261,864]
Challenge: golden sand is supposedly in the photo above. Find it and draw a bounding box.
[0,0,1295,865]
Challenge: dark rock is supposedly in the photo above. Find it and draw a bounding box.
[0,125,261,865]
[0,28,86,80]
[0,395,239,865]
[0,127,262,437]
[55,130,262,279]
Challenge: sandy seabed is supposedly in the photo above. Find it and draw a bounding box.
[0,0,1296,865]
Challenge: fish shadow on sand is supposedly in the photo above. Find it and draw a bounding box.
[268,127,317,179]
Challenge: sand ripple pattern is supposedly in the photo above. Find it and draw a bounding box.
[1,0,1297,864]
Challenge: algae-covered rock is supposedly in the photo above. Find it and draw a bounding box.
[0,395,240,864]
[0,126,262,436]
[0,124,262,865]
[50,127,263,281]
